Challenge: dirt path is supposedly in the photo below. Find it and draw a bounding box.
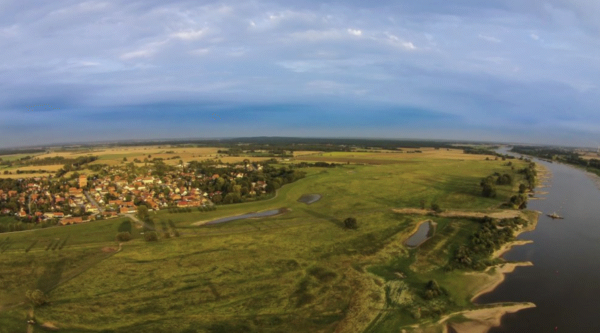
[392,208,524,220]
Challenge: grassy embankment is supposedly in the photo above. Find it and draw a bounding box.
[0,150,534,333]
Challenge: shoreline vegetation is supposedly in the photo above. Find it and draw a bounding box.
[443,167,547,332]
[389,161,547,332]
[391,208,540,333]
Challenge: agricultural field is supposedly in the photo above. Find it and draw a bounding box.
[0,149,533,333]
[27,146,274,169]
[294,148,493,165]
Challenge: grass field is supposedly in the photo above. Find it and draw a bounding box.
[0,149,531,333]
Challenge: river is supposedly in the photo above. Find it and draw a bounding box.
[475,147,600,332]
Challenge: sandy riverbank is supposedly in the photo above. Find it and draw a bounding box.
[468,262,534,302]
[444,303,536,333]
[401,202,542,332]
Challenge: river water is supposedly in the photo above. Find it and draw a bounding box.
[475,148,600,332]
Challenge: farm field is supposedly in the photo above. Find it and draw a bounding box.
[30,146,274,168]
[0,149,533,333]
[294,148,493,165]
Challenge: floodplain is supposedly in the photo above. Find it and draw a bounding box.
[0,147,536,333]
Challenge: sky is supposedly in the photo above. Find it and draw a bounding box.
[1,0,600,148]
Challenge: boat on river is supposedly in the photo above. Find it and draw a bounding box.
[547,212,564,219]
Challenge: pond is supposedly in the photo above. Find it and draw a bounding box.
[405,220,434,247]
[204,209,285,225]
[297,194,322,205]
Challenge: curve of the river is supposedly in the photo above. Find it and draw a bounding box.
[476,147,600,332]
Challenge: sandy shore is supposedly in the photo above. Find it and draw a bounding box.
[469,262,533,302]
[445,303,536,333]
[492,240,533,259]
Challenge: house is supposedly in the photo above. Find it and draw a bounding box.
[177,201,190,208]
[68,188,84,198]
[79,175,88,188]
[120,206,136,214]
[146,200,160,210]
[101,211,118,218]
[43,212,64,219]
[109,200,123,206]
[60,217,83,225]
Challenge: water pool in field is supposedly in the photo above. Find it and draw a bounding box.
[405,220,433,247]
[204,209,284,225]
[297,194,322,204]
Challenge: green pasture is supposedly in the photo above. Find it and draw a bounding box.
[0,157,531,333]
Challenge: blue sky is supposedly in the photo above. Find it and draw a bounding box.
[1,0,600,148]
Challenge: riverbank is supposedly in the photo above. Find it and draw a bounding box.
[438,164,548,332]
[444,303,536,333]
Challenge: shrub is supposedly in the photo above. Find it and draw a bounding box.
[144,231,158,242]
[26,289,47,307]
[116,232,132,242]
[431,203,442,213]
[344,217,358,229]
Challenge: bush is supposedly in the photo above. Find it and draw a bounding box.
[431,203,442,213]
[116,232,132,242]
[144,231,158,242]
[26,289,47,307]
[344,217,358,229]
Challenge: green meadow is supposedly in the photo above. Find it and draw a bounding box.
[0,153,531,333]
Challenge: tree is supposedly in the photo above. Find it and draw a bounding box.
[431,203,442,213]
[144,231,158,242]
[344,217,358,229]
[265,183,276,193]
[26,289,47,307]
[116,232,132,242]
[137,205,149,221]
[496,174,513,185]
[518,184,527,194]
[480,177,497,198]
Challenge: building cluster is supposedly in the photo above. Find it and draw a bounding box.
[0,162,269,226]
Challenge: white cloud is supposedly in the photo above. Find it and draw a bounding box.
[348,28,362,36]
[121,49,154,60]
[171,29,206,40]
[0,25,19,38]
[478,34,501,43]
[190,48,209,56]
[530,33,540,40]
[49,1,110,16]
[290,29,344,41]
[385,33,417,50]
[306,80,348,94]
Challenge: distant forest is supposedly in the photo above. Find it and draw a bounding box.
[49,137,497,152]
[512,146,600,176]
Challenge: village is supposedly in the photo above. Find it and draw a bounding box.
[0,160,275,229]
